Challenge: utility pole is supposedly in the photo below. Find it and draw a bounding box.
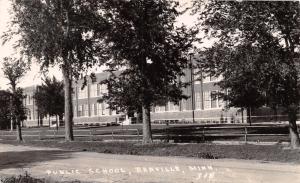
[189,53,195,123]
[10,95,13,131]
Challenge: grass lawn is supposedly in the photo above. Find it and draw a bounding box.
[1,140,300,164]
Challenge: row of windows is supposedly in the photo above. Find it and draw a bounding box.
[78,84,108,99]
[198,91,224,109]
[26,91,225,120]
[155,91,224,112]
[76,102,112,117]
[76,90,225,115]
[26,109,58,121]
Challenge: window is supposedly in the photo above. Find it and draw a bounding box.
[103,103,110,115]
[181,99,187,111]
[168,102,179,111]
[155,105,166,112]
[91,103,97,116]
[211,91,218,108]
[83,104,89,116]
[100,84,108,95]
[27,110,31,120]
[195,92,202,110]
[203,91,211,109]
[27,95,32,105]
[203,90,224,110]
[97,103,103,115]
[218,97,224,108]
[90,84,99,98]
[78,105,83,117]
[78,87,88,99]
[97,102,110,116]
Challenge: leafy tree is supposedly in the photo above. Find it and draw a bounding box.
[34,77,64,130]
[99,0,196,144]
[202,44,266,126]
[2,57,28,141]
[99,73,143,120]
[5,0,109,141]
[193,1,300,148]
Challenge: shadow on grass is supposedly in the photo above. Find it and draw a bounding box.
[151,125,290,142]
[0,150,73,170]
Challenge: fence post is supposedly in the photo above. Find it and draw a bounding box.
[89,130,93,141]
[165,121,169,143]
[202,127,205,142]
[137,129,140,141]
[244,127,248,143]
[111,130,114,140]
[39,131,41,140]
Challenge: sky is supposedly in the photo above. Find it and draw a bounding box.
[0,0,62,90]
[0,0,200,90]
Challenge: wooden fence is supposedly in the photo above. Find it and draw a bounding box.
[0,125,293,143]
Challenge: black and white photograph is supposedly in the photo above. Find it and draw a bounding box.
[0,0,299,182]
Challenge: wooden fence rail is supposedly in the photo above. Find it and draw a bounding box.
[0,125,293,142]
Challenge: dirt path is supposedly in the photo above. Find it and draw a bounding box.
[0,143,299,183]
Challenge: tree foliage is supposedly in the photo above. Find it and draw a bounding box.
[2,57,28,89]
[2,57,28,141]
[4,0,108,73]
[99,0,197,143]
[5,0,109,141]
[34,77,64,120]
[12,88,27,123]
[194,0,300,148]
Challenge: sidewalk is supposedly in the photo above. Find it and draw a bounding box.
[0,143,299,183]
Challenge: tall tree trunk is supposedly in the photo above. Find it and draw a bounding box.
[136,107,143,124]
[287,106,300,149]
[40,115,43,126]
[10,96,13,131]
[241,108,244,123]
[247,107,252,126]
[142,103,152,144]
[61,0,74,141]
[16,116,22,141]
[12,84,22,141]
[62,67,74,141]
[37,111,40,127]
